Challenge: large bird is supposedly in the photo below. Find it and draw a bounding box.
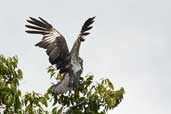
[25,17,95,94]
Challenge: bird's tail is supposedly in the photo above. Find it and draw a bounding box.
[49,73,72,94]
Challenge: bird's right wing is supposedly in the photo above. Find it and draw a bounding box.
[25,17,70,72]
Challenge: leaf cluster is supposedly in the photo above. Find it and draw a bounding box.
[0,55,125,114]
[0,55,22,114]
[48,67,125,114]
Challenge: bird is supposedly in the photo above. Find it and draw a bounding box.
[25,16,95,94]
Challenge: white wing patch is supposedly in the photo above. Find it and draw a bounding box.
[43,29,61,43]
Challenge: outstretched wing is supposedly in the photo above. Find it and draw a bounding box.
[70,17,95,58]
[25,17,70,73]
[79,16,95,41]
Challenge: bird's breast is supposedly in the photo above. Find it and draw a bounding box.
[71,59,83,76]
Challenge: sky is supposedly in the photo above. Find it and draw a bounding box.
[0,0,171,114]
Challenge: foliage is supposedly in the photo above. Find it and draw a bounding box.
[23,92,49,114]
[0,55,125,114]
[0,55,22,114]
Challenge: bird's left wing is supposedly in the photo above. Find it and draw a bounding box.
[70,17,95,58]
[25,17,70,73]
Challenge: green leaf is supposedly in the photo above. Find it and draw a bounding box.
[56,73,63,80]
[106,79,114,90]
[39,97,48,107]
[52,107,57,114]
[17,69,23,79]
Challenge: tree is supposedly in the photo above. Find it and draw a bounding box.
[0,55,125,114]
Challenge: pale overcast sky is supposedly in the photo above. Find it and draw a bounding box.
[0,0,171,114]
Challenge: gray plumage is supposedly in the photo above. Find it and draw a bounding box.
[25,16,95,94]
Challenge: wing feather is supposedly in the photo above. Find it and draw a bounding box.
[25,30,47,34]
[70,17,95,57]
[25,25,46,31]
[80,16,95,36]
[26,17,71,73]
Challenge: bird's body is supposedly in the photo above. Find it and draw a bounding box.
[25,17,95,94]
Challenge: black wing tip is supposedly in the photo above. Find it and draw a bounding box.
[25,30,36,34]
[29,16,44,20]
[29,16,34,20]
[86,16,96,26]
[90,16,96,20]
[26,19,32,23]
[25,30,29,33]
[38,17,44,20]
[27,16,42,20]
[26,16,52,32]
[80,16,96,36]
[25,30,34,33]
[28,17,40,22]
[25,30,46,35]
[27,16,41,23]
[88,16,96,23]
